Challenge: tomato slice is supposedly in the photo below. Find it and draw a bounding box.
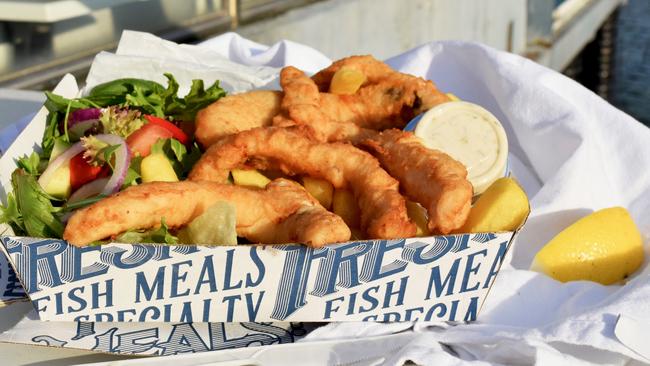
[70,153,108,191]
[126,123,174,157]
[144,115,189,145]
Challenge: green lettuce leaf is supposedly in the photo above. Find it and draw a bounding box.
[80,135,109,164]
[149,138,201,178]
[0,169,63,237]
[118,156,142,190]
[124,84,164,117]
[162,73,226,121]
[0,192,22,234]
[41,111,63,160]
[63,195,106,212]
[99,106,146,138]
[41,74,225,157]
[16,152,41,176]
[44,91,97,113]
[115,218,178,244]
[122,168,140,189]
[87,78,165,107]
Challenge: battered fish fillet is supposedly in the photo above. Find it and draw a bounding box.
[274,66,372,143]
[189,126,416,239]
[64,179,350,247]
[361,129,473,234]
[195,90,282,147]
[278,66,449,134]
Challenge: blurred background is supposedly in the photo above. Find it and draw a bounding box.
[0,0,648,126]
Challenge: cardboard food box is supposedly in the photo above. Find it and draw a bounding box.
[0,251,27,307]
[0,74,525,324]
[0,307,317,356]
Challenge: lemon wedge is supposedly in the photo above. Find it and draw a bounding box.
[456,177,529,233]
[531,207,644,285]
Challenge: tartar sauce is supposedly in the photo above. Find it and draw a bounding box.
[412,101,508,195]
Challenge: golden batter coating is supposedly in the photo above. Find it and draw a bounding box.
[195,90,282,147]
[64,179,350,247]
[362,129,473,234]
[277,65,449,139]
[189,126,416,240]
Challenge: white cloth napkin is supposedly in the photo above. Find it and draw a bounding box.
[3,31,649,365]
[84,31,281,95]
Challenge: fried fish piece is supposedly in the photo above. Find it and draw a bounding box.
[278,66,449,134]
[195,90,282,147]
[361,129,473,234]
[189,126,416,239]
[64,179,350,247]
[313,56,450,127]
[274,66,372,142]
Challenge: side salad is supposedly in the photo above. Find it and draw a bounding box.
[0,74,226,243]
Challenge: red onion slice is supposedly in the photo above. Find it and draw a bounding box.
[93,134,130,195]
[68,178,108,203]
[69,108,101,126]
[38,142,85,190]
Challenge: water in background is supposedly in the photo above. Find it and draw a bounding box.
[610,0,650,126]
[562,0,649,126]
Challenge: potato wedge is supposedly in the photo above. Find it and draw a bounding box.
[456,177,529,233]
[406,200,430,237]
[141,154,179,183]
[332,189,360,228]
[330,68,366,95]
[302,177,334,209]
[232,169,271,188]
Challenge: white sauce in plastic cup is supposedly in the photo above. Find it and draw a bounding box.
[405,101,509,195]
